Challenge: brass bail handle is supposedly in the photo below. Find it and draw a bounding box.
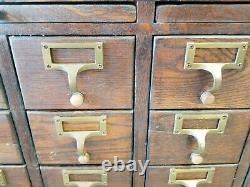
[168,168,215,187]
[41,42,104,107]
[55,115,107,164]
[184,42,248,104]
[174,114,228,164]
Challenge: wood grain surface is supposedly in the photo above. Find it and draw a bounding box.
[41,166,132,187]
[146,164,237,187]
[0,165,31,187]
[28,111,133,164]
[0,5,136,23]
[149,110,250,165]
[0,111,22,164]
[10,37,134,109]
[151,36,250,109]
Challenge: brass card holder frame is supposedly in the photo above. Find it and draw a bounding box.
[62,169,107,187]
[55,115,107,164]
[169,168,215,187]
[174,113,228,164]
[41,42,104,107]
[184,42,248,104]
[0,170,6,186]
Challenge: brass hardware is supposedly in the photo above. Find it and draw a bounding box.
[184,42,248,104]
[62,169,107,187]
[169,167,215,187]
[0,170,6,186]
[55,115,107,164]
[41,42,104,107]
[174,113,228,164]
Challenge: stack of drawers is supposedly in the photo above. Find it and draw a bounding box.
[0,1,249,187]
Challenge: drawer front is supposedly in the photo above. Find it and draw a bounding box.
[28,111,133,164]
[41,166,132,187]
[10,37,134,109]
[0,111,22,164]
[149,110,249,165]
[0,5,136,23]
[151,36,250,109]
[156,5,250,23]
[0,79,7,109]
[0,165,31,187]
[146,165,237,187]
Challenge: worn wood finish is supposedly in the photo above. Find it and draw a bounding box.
[149,110,250,165]
[10,37,134,110]
[0,165,31,187]
[146,164,237,187]
[0,5,136,23]
[28,111,133,164]
[41,166,132,187]
[0,36,43,187]
[0,111,22,164]
[156,5,250,23]
[0,0,134,2]
[0,78,7,109]
[151,36,250,109]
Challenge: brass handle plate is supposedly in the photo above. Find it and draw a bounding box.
[41,42,104,107]
[169,168,215,187]
[174,113,228,164]
[55,115,107,164]
[62,169,107,187]
[0,170,6,186]
[184,42,248,104]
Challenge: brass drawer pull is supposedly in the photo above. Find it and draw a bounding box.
[0,170,6,186]
[184,42,248,104]
[62,169,107,187]
[169,167,215,187]
[55,115,107,164]
[41,42,104,107]
[174,113,228,164]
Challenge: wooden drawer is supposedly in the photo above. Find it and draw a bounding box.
[0,79,7,109]
[41,166,132,187]
[10,37,134,109]
[156,5,250,23]
[146,164,237,187]
[0,111,22,164]
[0,5,136,23]
[0,165,31,187]
[151,36,250,109]
[28,111,133,164]
[148,110,249,165]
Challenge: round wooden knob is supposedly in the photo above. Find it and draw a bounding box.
[70,92,84,107]
[78,153,90,164]
[190,153,203,164]
[200,91,215,104]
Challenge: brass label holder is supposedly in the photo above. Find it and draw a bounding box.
[41,42,104,107]
[0,170,6,186]
[62,169,107,187]
[169,167,215,187]
[55,115,107,164]
[174,113,228,164]
[184,42,248,104]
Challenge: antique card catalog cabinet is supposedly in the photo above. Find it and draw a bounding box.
[0,1,249,187]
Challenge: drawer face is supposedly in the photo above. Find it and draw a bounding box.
[28,111,133,164]
[0,165,31,187]
[151,36,250,109]
[146,165,237,187]
[41,166,132,187]
[0,111,22,164]
[0,5,136,23]
[156,5,250,23]
[0,80,7,109]
[148,110,249,165]
[10,37,134,109]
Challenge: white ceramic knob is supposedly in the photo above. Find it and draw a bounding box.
[190,153,203,164]
[70,92,84,107]
[200,91,215,104]
[78,153,90,164]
